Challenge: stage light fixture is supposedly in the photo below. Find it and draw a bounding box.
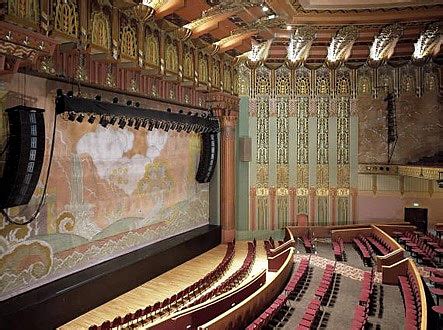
[134,119,141,130]
[88,114,96,124]
[154,121,160,129]
[135,102,140,107]
[126,100,132,106]
[141,119,148,128]
[186,125,192,133]
[171,122,177,130]
[187,111,192,116]
[99,116,109,128]
[76,113,85,123]
[127,118,134,127]
[179,109,184,114]
[177,124,182,132]
[148,121,154,131]
[109,116,117,125]
[95,95,102,101]
[68,111,76,121]
[164,123,170,132]
[167,108,172,112]
[118,118,126,129]
[113,97,119,103]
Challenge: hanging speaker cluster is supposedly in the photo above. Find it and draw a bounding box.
[0,106,45,208]
[196,133,218,183]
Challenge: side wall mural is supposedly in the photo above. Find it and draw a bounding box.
[236,62,442,237]
[0,75,209,300]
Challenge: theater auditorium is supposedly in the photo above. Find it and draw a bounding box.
[0,1,442,329]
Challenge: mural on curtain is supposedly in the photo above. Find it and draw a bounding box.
[0,76,209,300]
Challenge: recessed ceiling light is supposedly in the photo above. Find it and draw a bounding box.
[262,5,269,12]
[286,25,292,30]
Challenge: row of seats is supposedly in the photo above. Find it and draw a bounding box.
[246,258,310,329]
[302,236,313,253]
[88,241,236,330]
[332,237,344,261]
[353,236,372,264]
[189,241,257,307]
[399,231,438,266]
[398,269,423,329]
[351,270,375,330]
[365,234,392,256]
[314,263,336,304]
[296,299,322,330]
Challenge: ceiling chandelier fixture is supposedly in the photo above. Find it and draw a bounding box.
[326,26,358,69]
[368,23,403,67]
[412,22,442,64]
[286,26,316,68]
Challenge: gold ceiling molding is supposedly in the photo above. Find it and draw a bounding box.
[202,0,262,17]
[326,25,358,68]
[286,26,316,68]
[289,0,443,14]
[412,22,442,64]
[368,23,403,68]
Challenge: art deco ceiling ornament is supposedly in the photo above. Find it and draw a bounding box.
[211,16,283,55]
[236,39,273,67]
[286,26,316,68]
[368,24,404,68]
[326,26,358,69]
[412,22,442,64]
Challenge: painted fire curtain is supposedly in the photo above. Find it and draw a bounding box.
[0,75,209,300]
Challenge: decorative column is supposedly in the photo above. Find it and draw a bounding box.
[288,186,297,226]
[208,92,239,243]
[249,186,257,230]
[269,186,276,230]
[309,187,316,226]
[330,187,337,225]
[350,188,358,224]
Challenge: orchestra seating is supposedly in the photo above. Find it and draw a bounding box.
[296,299,322,330]
[87,241,236,330]
[353,236,373,265]
[332,237,345,261]
[314,263,336,304]
[189,241,256,306]
[398,268,424,329]
[399,231,440,266]
[246,258,310,329]
[365,234,393,256]
[350,270,375,329]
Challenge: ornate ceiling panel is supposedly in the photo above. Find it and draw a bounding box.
[158,0,442,63]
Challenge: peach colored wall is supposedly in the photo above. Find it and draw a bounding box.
[357,194,443,228]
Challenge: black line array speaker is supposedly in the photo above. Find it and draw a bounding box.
[0,106,45,208]
[196,133,218,183]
